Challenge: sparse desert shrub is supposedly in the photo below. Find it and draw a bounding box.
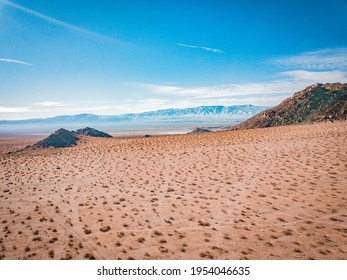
[100,225,111,232]
[84,253,96,260]
[294,248,302,253]
[62,254,73,260]
[48,250,54,258]
[137,237,145,243]
[49,237,58,243]
[159,247,168,253]
[224,234,231,240]
[153,230,162,236]
[200,251,214,259]
[198,220,210,227]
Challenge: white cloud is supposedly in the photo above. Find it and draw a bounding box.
[94,99,185,115]
[280,70,347,83]
[268,48,347,70]
[0,58,31,65]
[134,70,347,107]
[1,0,126,45]
[0,106,32,113]
[176,43,223,54]
[32,100,115,107]
[127,98,195,112]
[33,101,67,107]
[135,80,306,99]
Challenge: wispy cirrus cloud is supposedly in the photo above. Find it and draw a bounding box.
[176,43,223,54]
[0,58,31,65]
[268,48,347,70]
[0,0,126,45]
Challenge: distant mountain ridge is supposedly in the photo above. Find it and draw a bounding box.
[232,83,347,130]
[0,105,268,125]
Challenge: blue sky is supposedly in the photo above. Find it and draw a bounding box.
[0,0,346,120]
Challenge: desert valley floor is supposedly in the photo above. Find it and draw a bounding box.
[0,122,346,260]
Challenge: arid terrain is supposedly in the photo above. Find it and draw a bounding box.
[0,122,346,260]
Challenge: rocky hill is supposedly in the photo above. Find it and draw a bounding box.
[232,83,347,130]
[29,127,112,149]
[189,127,211,133]
[32,128,79,148]
[75,127,112,138]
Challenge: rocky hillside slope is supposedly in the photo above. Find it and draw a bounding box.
[232,83,347,130]
[33,128,79,148]
[75,127,112,138]
[31,127,112,149]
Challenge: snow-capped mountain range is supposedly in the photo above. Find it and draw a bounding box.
[0,105,268,124]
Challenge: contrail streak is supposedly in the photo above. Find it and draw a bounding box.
[0,0,127,45]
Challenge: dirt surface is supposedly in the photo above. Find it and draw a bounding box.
[0,122,346,260]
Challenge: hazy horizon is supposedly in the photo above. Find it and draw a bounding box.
[1,0,346,121]
[0,104,268,121]
[0,106,256,134]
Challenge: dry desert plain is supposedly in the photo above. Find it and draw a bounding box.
[0,121,346,260]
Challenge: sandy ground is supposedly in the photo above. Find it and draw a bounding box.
[0,122,346,260]
[0,135,45,157]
